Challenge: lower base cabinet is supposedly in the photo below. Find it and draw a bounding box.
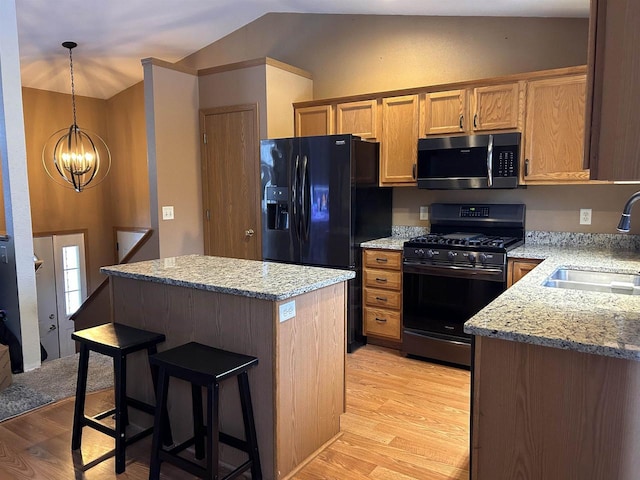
[362,249,402,348]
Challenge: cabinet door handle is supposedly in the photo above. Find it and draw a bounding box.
[473,113,478,128]
[375,317,387,323]
[375,257,388,263]
[412,163,417,180]
[375,277,388,283]
[524,159,529,177]
[375,296,388,302]
[459,115,464,129]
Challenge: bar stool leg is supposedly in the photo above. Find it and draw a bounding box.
[206,382,219,480]
[149,367,169,480]
[149,346,173,446]
[238,372,262,479]
[71,344,90,450]
[192,384,205,460]
[114,353,127,474]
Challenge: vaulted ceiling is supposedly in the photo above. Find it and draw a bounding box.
[16,0,589,99]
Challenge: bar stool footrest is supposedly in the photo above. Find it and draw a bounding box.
[158,449,253,480]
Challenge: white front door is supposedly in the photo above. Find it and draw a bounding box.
[33,237,59,360]
[33,233,88,359]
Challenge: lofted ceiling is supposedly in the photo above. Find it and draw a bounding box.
[15,0,590,100]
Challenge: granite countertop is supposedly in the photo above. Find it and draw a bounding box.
[360,237,408,250]
[101,254,355,301]
[465,245,640,361]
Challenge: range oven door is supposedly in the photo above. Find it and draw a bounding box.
[402,262,506,341]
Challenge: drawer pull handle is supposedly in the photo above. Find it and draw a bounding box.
[375,278,388,283]
[375,317,387,323]
[376,257,388,263]
[375,296,388,302]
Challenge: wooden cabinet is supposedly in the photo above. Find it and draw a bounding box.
[471,83,521,131]
[507,258,542,288]
[422,89,467,135]
[295,105,333,136]
[362,249,403,345]
[522,74,589,183]
[586,0,640,181]
[380,95,420,185]
[421,83,520,136]
[336,99,378,139]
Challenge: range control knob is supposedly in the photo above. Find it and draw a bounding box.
[414,248,425,258]
[479,253,488,264]
[425,249,435,259]
[447,251,456,261]
[468,253,476,264]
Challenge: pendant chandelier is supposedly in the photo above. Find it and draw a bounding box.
[42,42,111,192]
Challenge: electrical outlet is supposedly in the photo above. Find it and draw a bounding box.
[580,208,592,225]
[419,205,429,221]
[162,206,174,220]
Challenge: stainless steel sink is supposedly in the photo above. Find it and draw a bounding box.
[543,268,640,295]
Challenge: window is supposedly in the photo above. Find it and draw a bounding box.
[62,245,82,315]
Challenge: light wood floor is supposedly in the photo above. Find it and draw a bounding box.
[0,345,470,479]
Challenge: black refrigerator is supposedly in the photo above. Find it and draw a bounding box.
[260,134,392,352]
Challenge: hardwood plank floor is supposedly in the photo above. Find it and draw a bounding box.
[0,345,470,479]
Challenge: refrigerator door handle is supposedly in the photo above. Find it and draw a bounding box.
[301,155,310,241]
[292,154,300,241]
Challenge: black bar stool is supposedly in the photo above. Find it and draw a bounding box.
[71,322,172,474]
[148,341,262,480]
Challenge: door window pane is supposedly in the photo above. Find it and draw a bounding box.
[62,245,82,315]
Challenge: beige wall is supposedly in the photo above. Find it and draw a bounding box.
[394,185,640,235]
[265,64,313,138]
[180,13,640,236]
[143,61,203,258]
[181,14,589,99]
[22,87,114,290]
[106,81,150,230]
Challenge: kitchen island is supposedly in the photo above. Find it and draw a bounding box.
[101,254,354,480]
[466,245,640,480]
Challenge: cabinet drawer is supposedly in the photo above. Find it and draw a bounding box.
[364,307,401,340]
[364,287,401,310]
[363,268,402,291]
[363,249,402,270]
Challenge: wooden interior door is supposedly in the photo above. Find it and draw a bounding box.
[201,104,261,260]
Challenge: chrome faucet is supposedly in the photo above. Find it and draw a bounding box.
[617,191,640,232]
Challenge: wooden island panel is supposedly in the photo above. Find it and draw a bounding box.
[472,336,640,480]
[109,276,346,480]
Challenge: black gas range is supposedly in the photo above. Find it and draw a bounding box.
[402,203,525,367]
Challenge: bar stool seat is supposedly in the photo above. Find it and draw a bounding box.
[71,322,171,474]
[148,341,262,480]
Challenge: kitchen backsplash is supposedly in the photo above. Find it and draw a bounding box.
[392,226,429,238]
[391,226,640,250]
[525,231,640,250]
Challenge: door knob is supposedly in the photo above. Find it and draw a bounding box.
[245,229,255,237]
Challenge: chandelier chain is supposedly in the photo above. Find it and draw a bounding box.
[68,46,77,126]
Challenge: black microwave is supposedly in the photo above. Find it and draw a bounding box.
[417,132,521,189]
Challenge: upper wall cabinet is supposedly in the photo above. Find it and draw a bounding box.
[336,100,378,139]
[421,89,467,135]
[421,83,521,136]
[471,83,522,131]
[587,0,640,181]
[522,74,589,183]
[380,95,420,185]
[295,105,333,136]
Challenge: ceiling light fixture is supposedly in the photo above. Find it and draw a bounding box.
[42,41,111,192]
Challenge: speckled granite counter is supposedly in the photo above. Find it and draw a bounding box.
[101,254,354,301]
[360,237,408,250]
[466,245,640,361]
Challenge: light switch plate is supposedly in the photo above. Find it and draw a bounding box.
[419,205,429,221]
[162,206,174,220]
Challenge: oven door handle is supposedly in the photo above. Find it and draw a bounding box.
[403,262,505,281]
